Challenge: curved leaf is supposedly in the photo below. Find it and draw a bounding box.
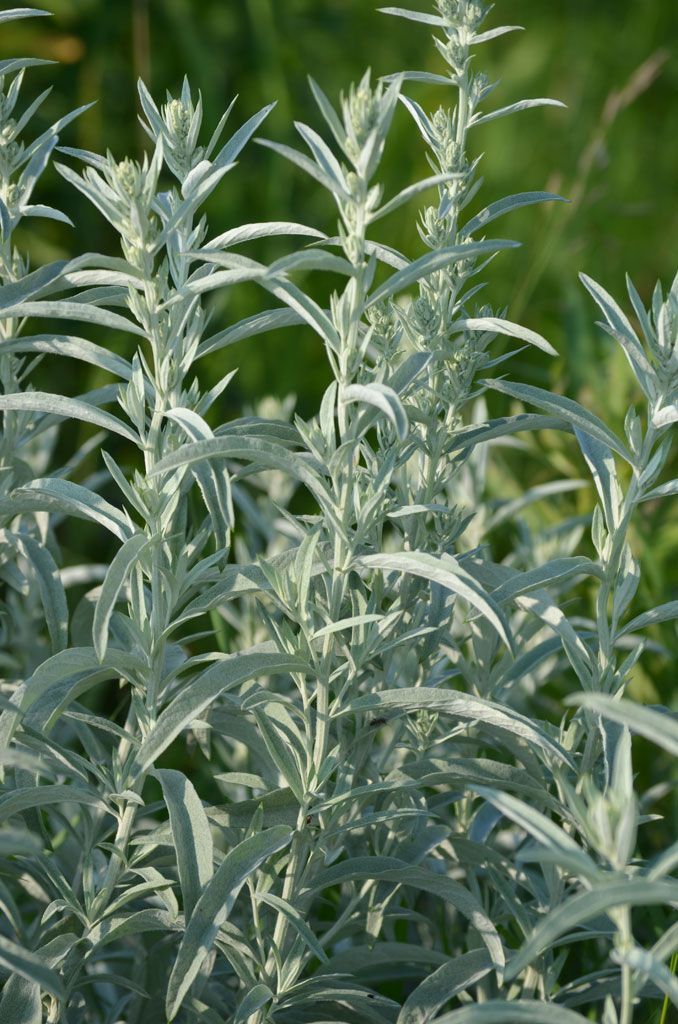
[505,880,678,981]
[93,533,150,661]
[397,949,493,1024]
[434,1001,590,1024]
[166,826,292,1020]
[367,240,518,307]
[0,391,137,443]
[454,317,557,357]
[566,694,678,756]
[3,531,68,652]
[153,769,214,918]
[483,379,633,464]
[357,551,514,654]
[342,383,408,440]
[462,192,565,238]
[135,650,308,772]
[5,479,132,542]
[472,98,566,127]
[341,688,574,769]
[0,935,65,1000]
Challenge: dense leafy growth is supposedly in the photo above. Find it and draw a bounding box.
[0,3,676,1023]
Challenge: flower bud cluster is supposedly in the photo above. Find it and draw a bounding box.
[93,150,162,263]
[648,283,678,392]
[366,302,400,363]
[577,775,638,871]
[161,94,203,178]
[0,86,24,185]
[436,0,487,32]
[342,74,382,162]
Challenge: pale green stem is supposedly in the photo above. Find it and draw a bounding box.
[618,906,634,1024]
[88,200,197,931]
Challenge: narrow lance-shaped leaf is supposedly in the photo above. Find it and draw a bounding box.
[20,203,74,226]
[205,221,324,250]
[378,7,446,26]
[135,650,308,772]
[252,703,307,804]
[166,407,233,549]
[0,784,105,821]
[490,558,602,606]
[254,892,328,963]
[453,317,557,357]
[620,600,678,635]
[472,25,525,44]
[472,98,566,127]
[433,1002,592,1024]
[2,299,146,336]
[574,428,622,531]
[483,378,634,464]
[358,551,515,654]
[306,861,504,970]
[367,240,518,307]
[642,479,678,502]
[197,308,304,360]
[153,769,214,919]
[0,935,65,1000]
[462,192,566,238]
[295,120,348,192]
[566,693,678,757]
[93,533,151,661]
[4,479,132,542]
[4,532,68,652]
[0,392,138,444]
[340,687,574,769]
[233,986,274,1024]
[0,9,52,25]
[149,435,330,511]
[87,909,178,950]
[0,646,144,764]
[612,945,678,1010]
[579,272,643,353]
[486,482,588,532]
[256,138,349,197]
[397,949,494,1024]
[0,260,66,309]
[449,413,567,453]
[165,827,292,1020]
[0,58,54,76]
[384,70,453,87]
[504,879,678,982]
[261,274,341,352]
[342,383,408,440]
[1,334,133,380]
[471,786,600,879]
[371,172,461,223]
[213,102,276,170]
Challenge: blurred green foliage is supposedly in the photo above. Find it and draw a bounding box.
[2,0,676,397]
[2,0,677,718]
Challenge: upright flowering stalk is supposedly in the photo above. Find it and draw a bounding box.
[165,1,567,1014]
[0,8,90,681]
[0,77,312,1017]
[168,2,677,1020]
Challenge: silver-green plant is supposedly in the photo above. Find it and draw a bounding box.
[0,7,93,682]
[0,2,676,1023]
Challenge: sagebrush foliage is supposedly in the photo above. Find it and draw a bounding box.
[0,3,676,1023]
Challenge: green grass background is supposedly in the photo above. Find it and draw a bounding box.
[3,0,676,404]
